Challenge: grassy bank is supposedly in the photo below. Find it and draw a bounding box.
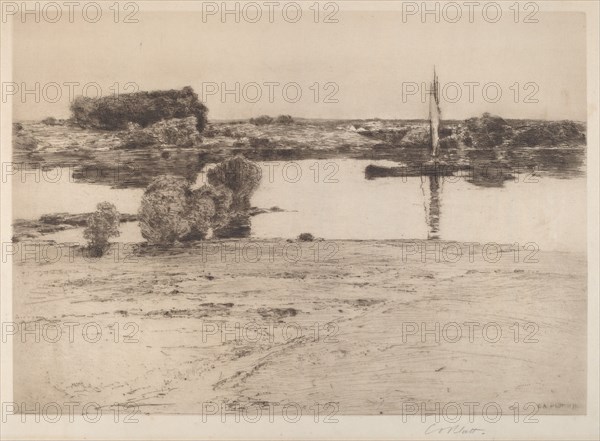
[12,118,586,188]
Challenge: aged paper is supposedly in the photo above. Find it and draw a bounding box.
[1,1,598,439]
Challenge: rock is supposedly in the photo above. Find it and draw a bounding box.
[70,86,208,132]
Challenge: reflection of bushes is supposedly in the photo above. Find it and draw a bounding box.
[70,86,208,132]
[359,128,408,144]
[249,137,272,148]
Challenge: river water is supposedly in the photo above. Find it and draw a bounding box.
[13,159,586,252]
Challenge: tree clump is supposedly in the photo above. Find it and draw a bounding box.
[70,86,208,133]
[119,116,201,148]
[249,115,273,125]
[298,233,314,242]
[42,117,58,126]
[138,176,233,244]
[83,202,121,256]
[138,156,261,245]
[463,113,513,148]
[207,156,262,212]
[511,120,586,146]
[275,115,294,124]
[249,115,294,125]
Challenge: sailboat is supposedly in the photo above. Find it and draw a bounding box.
[429,67,441,158]
[421,67,443,239]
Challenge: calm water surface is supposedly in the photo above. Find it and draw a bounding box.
[13,159,586,252]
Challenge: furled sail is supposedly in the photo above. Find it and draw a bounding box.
[429,67,441,158]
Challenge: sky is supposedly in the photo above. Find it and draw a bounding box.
[9,4,587,121]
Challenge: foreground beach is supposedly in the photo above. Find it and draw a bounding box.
[12,239,586,415]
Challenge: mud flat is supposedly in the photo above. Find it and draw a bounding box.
[12,239,586,415]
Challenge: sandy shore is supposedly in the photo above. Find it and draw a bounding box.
[12,239,586,415]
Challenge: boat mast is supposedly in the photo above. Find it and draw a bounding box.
[429,67,441,158]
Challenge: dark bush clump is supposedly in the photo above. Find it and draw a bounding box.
[298,233,315,242]
[511,120,586,146]
[70,86,208,133]
[83,202,121,256]
[138,157,262,245]
[138,176,195,244]
[249,115,273,125]
[439,137,458,150]
[138,175,234,245]
[42,117,58,126]
[464,113,513,148]
[120,116,201,148]
[207,156,262,212]
[275,115,294,124]
[438,126,452,138]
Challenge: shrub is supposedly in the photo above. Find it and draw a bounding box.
[275,115,294,124]
[511,120,586,146]
[70,86,208,132]
[187,185,233,239]
[400,126,430,147]
[138,175,234,244]
[120,116,201,148]
[249,115,273,125]
[298,233,314,242]
[203,126,217,138]
[439,137,458,150]
[83,202,121,256]
[138,176,196,245]
[438,126,452,138]
[42,117,58,126]
[150,116,202,146]
[207,156,261,212]
[464,113,513,147]
[139,157,261,244]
